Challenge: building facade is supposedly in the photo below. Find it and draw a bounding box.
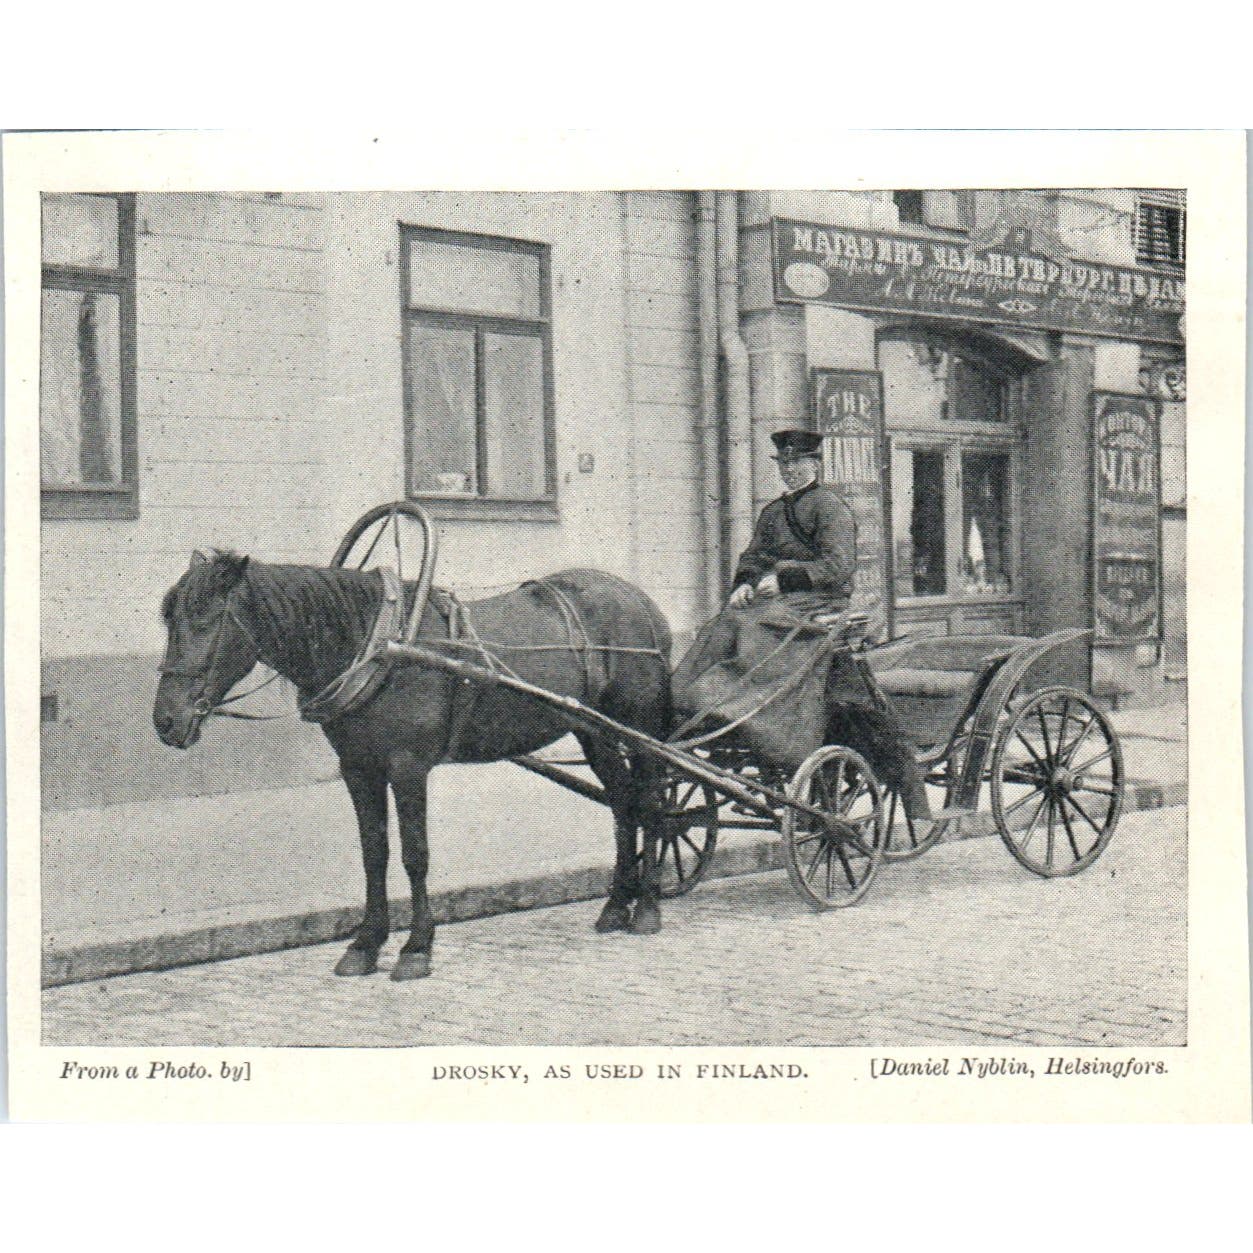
[39,188,1185,812]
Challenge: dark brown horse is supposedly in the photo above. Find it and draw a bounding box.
[153,552,673,980]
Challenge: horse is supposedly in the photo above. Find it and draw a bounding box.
[153,551,673,980]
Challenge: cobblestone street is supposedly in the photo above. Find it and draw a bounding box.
[42,806,1186,1048]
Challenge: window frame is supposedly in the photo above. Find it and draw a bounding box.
[1134,191,1186,271]
[892,189,976,235]
[40,193,138,521]
[880,327,1025,608]
[398,223,557,522]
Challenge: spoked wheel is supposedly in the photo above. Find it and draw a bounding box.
[331,501,436,582]
[990,685,1124,877]
[781,747,886,910]
[652,776,720,898]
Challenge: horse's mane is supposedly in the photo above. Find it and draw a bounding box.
[243,558,382,690]
[164,551,383,691]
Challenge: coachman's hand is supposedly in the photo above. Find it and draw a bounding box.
[728,584,755,609]
[755,573,780,598]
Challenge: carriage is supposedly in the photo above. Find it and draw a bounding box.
[335,502,1126,913]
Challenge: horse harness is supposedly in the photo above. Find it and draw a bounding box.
[299,570,666,736]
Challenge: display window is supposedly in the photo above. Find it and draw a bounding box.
[880,328,1025,622]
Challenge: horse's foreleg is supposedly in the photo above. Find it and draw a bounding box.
[390,759,436,981]
[629,754,663,936]
[335,764,390,977]
[579,734,638,934]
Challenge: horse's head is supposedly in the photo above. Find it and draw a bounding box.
[154,551,259,748]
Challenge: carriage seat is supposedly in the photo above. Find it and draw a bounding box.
[863,634,1033,748]
[870,666,973,700]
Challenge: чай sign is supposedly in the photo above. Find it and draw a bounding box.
[1092,392,1162,642]
[773,218,1185,344]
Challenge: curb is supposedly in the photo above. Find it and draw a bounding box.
[41,779,1187,989]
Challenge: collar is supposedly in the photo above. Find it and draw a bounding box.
[783,479,819,502]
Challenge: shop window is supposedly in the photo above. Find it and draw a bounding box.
[400,225,555,517]
[961,452,1012,595]
[40,193,137,520]
[893,190,974,232]
[1135,191,1185,269]
[892,448,947,597]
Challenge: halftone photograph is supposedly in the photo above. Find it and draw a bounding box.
[30,181,1192,1051]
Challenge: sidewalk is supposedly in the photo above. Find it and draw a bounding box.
[41,698,1188,987]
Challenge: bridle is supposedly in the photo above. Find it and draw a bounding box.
[158,591,283,722]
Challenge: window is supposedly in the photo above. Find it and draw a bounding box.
[1135,190,1185,268]
[893,449,947,597]
[400,226,555,517]
[893,190,974,232]
[40,193,137,520]
[882,329,1022,603]
[960,452,1012,595]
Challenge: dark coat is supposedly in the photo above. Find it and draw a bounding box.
[731,481,857,606]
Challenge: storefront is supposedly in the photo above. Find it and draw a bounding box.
[740,190,1185,704]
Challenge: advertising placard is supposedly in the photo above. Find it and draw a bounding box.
[811,368,891,635]
[1092,391,1163,641]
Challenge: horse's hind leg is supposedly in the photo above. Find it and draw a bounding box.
[335,764,390,977]
[390,755,437,981]
[579,734,638,934]
[628,753,663,936]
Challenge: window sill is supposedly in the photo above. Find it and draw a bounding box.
[42,487,138,521]
[894,594,1024,609]
[409,494,559,523]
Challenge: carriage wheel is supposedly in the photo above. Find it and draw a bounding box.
[331,501,435,582]
[781,746,885,910]
[653,776,719,898]
[990,686,1124,878]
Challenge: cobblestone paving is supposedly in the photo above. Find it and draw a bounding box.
[42,807,1186,1048]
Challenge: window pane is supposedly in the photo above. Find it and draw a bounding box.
[40,289,123,486]
[407,238,540,319]
[961,453,1012,594]
[42,194,120,268]
[405,324,477,494]
[891,448,946,597]
[484,332,547,498]
[921,190,966,230]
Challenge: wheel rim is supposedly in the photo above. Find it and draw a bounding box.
[991,687,1124,877]
[653,778,719,898]
[782,747,885,909]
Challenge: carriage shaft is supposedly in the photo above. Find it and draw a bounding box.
[382,640,819,823]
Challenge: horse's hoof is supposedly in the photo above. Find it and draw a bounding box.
[594,902,632,933]
[390,952,432,981]
[334,948,378,977]
[629,902,662,935]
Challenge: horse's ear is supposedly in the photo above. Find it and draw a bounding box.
[190,550,209,567]
[214,553,250,591]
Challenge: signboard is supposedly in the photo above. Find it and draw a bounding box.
[1092,391,1163,642]
[811,368,892,637]
[773,218,1185,345]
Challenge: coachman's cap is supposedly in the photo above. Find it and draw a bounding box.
[770,428,824,460]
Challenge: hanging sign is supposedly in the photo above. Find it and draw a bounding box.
[1092,391,1163,642]
[811,368,892,635]
[773,218,1185,344]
